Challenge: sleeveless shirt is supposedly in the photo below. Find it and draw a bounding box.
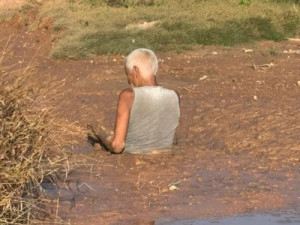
[124,86,180,153]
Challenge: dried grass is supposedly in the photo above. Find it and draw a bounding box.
[0,37,83,224]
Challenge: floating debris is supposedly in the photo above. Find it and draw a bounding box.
[252,62,275,71]
[242,48,254,53]
[199,75,208,81]
[283,49,300,54]
[125,21,159,30]
[287,38,300,42]
[169,185,178,191]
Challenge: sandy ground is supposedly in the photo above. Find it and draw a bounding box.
[0,9,299,225]
[0,0,28,8]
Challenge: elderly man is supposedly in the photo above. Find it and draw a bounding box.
[89,48,180,154]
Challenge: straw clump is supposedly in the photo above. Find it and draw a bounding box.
[0,40,80,224]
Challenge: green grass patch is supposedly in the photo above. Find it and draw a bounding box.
[0,9,17,22]
[272,0,299,4]
[33,0,300,59]
[0,0,42,23]
[188,17,285,46]
[269,48,279,56]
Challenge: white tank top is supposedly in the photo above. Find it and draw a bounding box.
[124,86,180,153]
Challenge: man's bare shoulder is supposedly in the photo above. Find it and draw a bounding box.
[119,88,134,108]
[120,88,133,98]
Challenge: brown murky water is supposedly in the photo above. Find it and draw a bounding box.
[1,13,299,224]
[156,212,300,225]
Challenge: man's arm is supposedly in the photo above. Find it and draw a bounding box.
[110,88,134,153]
[87,88,133,153]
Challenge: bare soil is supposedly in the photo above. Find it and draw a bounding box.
[0,12,299,225]
[0,0,25,8]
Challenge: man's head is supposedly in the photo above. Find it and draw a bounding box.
[125,48,158,87]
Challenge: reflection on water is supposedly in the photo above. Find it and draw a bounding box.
[156,213,300,225]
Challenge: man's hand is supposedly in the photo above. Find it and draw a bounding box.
[87,124,115,152]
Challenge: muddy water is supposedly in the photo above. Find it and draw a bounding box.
[44,166,299,225]
[43,146,300,224]
[157,212,300,225]
[1,21,299,224]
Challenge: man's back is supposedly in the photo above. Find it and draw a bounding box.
[91,48,180,154]
[124,86,180,153]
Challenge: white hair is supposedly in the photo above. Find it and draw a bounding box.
[125,48,158,78]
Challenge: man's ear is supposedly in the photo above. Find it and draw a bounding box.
[132,66,143,87]
[132,66,140,79]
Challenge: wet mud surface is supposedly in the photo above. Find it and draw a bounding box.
[1,16,299,224]
[157,212,300,225]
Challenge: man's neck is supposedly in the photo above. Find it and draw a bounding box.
[136,76,157,87]
[145,76,158,86]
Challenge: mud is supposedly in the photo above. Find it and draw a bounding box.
[1,13,300,225]
[157,212,300,225]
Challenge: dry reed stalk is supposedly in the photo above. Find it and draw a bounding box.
[0,37,84,224]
